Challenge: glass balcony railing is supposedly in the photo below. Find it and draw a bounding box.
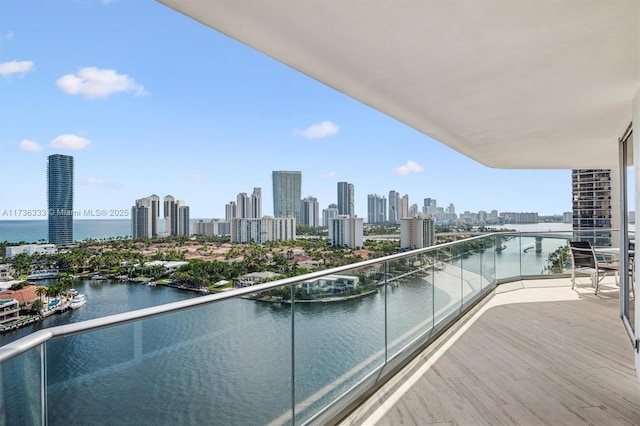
[0,231,625,425]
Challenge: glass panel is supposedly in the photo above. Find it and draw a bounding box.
[521,234,569,276]
[481,236,496,289]
[0,348,42,425]
[385,253,434,359]
[45,294,293,426]
[459,239,482,305]
[495,233,521,280]
[434,246,462,326]
[293,262,385,424]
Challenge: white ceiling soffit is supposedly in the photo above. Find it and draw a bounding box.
[158,0,639,169]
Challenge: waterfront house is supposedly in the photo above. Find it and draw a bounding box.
[0,285,40,307]
[0,264,14,281]
[0,299,19,324]
[237,271,281,287]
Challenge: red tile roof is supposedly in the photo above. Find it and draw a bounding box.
[0,285,42,304]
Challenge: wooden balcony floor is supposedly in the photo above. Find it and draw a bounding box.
[340,278,640,425]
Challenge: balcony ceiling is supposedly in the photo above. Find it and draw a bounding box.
[159,1,639,169]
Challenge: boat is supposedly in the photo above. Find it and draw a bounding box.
[69,288,78,296]
[70,294,86,309]
[91,274,107,280]
[27,269,60,280]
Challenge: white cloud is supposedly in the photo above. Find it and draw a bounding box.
[83,178,122,189]
[56,67,147,99]
[392,160,425,176]
[0,31,14,42]
[186,172,203,182]
[50,134,92,150]
[17,139,42,152]
[321,171,336,179]
[294,121,339,140]
[0,60,34,77]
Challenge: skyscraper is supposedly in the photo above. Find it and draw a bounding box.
[301,196,320,227]
[251,187,262,219]
[225,201,237,222]
[400,215,435,249]
[237,192,250,218]
[236,187,262,219]
[272,171,301,221]
[132,195,160,239]
[400,194,409,219]
[47,154,74,245]
[163,196,189,236]
[337,181,355,216]
[367,194,387,224]
[164,195,175,234]
[322,203,339,227]
[388,190,400,223]
[328,215,364,248]
[572,169,613,246]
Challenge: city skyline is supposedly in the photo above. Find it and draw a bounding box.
[1,1,571,221]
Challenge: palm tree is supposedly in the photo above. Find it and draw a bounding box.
[31,298,43,313]
[36,286,47,303]
[58,275,75,295]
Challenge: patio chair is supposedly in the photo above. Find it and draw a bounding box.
[568,241,618,295]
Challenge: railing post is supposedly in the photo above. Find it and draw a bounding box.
[40,342,47,426]
[384,260,388,363]
[290,283,296,425]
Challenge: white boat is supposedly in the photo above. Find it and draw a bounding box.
[70,294,86,309]
[27,269,60,280]
[69,288,78,296]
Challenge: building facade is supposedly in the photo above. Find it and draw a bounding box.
[301,196,320,227]
[5,244,57,258]
[388,190,400,223]
[231,216,296,244]
[572,169,613,246]
[163,195,175,235]
[328,215,364,248]
[399,194,409,219]
[322,203,339,227]
[499,212,539,224]
[400,215,435,249]
[272,171,302,221]
[367,194,387,224]
[47,154,74,246]
[193,219,229,237]
[337,181,355,216]
[131,195,160,239]
[163,196,189,236]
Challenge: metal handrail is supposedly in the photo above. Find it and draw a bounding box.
[0,233,494,364]
[0,229,622,364]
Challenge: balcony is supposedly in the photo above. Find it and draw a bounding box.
[0,232,637,425]
[342,279,639,425]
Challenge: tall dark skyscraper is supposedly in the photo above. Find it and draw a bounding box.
[337,181,354,216]
[47,154,74,245]
[272,171,302,221]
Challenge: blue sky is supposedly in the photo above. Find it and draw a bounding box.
[0,0,571,221]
